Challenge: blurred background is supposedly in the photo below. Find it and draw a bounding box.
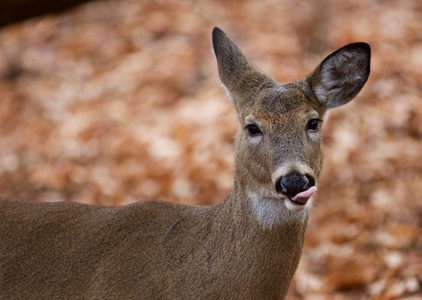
[0,0,421,299]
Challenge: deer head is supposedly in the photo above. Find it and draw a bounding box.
[212,27,370,227]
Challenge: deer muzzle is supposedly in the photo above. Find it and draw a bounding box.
[275,174,316,205]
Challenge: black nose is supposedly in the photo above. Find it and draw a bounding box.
[275,173,315,198]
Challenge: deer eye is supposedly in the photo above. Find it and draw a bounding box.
[307,119,322,132]
[245,124,262,137]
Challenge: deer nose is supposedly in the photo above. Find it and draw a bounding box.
[275,174,315,199]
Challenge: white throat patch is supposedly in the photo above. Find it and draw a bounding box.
[249,191,310,229]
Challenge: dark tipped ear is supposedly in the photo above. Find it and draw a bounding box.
[212,27,273,108]
[309,42,371,109]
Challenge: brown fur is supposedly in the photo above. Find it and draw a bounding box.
[0,28,370,299]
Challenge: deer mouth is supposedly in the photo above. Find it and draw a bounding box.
[288,198,306,206]
[288,186,317,206]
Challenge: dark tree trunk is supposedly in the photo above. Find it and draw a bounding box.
[0,0,101,28]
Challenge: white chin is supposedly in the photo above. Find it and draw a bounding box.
[284,198,312,212]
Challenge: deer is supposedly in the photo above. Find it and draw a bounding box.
[0,27,370,299]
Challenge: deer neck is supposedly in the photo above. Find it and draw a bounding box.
[205,178,309,297]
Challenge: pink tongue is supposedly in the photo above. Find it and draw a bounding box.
[291,186,317,204]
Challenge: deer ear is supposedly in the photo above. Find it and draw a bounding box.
[212,27,273,109]
[309,43,371,109]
